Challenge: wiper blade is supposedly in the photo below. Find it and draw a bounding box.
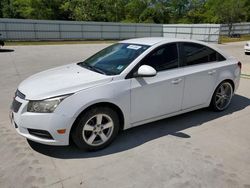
[79,63,106,75]
[91,66,107,75]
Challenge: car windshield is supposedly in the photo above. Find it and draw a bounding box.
[78,43,149,75]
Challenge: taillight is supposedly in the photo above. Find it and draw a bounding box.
[238,62,242,69]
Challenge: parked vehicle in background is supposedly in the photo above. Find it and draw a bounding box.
[244,41,250,55]
[0,33,4,47]
[10,37,241,151]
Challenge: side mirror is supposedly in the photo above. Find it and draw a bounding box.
[134,65,157,77]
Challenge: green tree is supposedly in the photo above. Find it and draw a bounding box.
[205,0,248,35]
[168,0,189,23]
[124,0,148,23]
[0,0,250,25]
[184,0,206,23]
[139,0,170,23]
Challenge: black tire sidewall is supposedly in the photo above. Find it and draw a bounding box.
[72,107,120,151]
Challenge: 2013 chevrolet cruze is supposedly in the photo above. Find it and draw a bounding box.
[10,38,241,150]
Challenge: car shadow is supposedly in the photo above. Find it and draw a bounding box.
[28,94,250,158]
[0,49,14,53]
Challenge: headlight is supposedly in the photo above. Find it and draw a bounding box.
[27,95,70,113]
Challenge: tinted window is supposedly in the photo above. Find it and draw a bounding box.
[141,43,178,71]
[218,53,226,61]
[182,43,224,66]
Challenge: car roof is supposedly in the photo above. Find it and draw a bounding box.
[120,37,212,46]
[120,37,230,59]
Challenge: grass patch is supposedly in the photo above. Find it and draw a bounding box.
[219,35,250,43]
[5,40,117,46]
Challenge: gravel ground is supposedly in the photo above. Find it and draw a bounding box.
[0,41,250,188]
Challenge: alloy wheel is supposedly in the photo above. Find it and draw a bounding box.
[215,82,233,110]
[82,114,114,146]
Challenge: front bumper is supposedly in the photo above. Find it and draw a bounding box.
[10,95,75,146]
[244,46,250,52]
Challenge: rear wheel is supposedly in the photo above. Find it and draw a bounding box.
[210,81,233,111]
[72,107,120,151]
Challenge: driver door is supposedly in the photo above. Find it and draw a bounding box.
[130,43,184,124]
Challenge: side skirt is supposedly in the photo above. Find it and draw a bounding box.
[129,104,209,129]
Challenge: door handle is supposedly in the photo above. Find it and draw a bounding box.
[208,70,216,75]
[171,78,182,84]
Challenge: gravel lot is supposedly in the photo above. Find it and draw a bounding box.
[0,41,250,188]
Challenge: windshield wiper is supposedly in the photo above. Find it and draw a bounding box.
[79,63,107,75]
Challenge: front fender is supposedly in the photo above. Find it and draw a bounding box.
[54,79,131,130]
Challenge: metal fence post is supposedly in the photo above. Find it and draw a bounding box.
[249,23,250,34]
[208,25,211,42]
[33,22,37,40]
[190,25,193,40]
[218,24,222,44]
[59,23,61,40]
[100,24,103,40]
[162,25,164,37]
[4,21,8,40]
[81,23,84,40]
[118,23,121,40]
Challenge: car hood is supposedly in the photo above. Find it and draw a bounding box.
[18,63,113,100]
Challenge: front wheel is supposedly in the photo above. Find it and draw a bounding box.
[72,107,120,151]
[210,81,233,111]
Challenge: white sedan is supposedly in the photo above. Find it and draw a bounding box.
[10,38,241,150]
[244,41,250,54]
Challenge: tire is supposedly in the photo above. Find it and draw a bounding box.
[72,107,120,151]
[210,81,233,111]
[0,40,4,47]
[245,52,249,55]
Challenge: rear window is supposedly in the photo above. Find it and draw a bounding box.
[182,43,226,66]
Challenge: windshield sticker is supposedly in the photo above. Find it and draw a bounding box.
[127,45,142,50]
[117,65,124,70]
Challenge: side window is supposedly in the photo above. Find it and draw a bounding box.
[141,43,179,71]
[217,53,226,61]
[182,43,223,66]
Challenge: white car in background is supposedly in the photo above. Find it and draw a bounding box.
[10,37,241,151]
[244,41,250,54]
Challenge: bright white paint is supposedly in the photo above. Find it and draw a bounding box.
[137,65,157,77]
[244,41,250,53]
[11,37,241,146]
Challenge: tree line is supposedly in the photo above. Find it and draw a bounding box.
[0,0,250,25]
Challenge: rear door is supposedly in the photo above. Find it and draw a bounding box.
[180,42,226,110]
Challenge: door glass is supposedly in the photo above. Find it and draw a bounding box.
[183,43,220,66]
[142,43,178,71]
